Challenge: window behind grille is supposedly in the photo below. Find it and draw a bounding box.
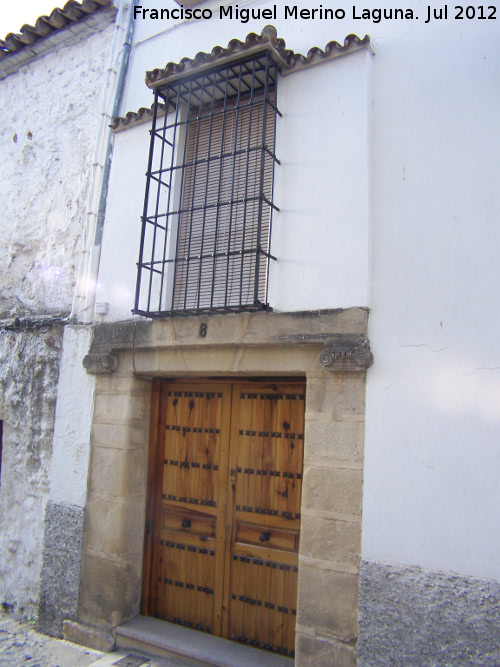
[173,94,274,310]
[134,52,280,317]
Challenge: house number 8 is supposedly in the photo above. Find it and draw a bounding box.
[199,323,207,337]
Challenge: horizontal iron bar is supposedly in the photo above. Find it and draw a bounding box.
[138,246,272,267]
[159,96,276,133]
[151,130,173,146]
[140,217,167,232]
[148,173,171,189]
[133,302,270,318]
[165,143,277,174]
[262,144,280,166]
[136,264,164,276]
[168,247,271,263]
[145,193,275,221]
[261,193,280,212]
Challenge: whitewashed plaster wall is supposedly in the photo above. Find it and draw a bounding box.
[97,0,500,583]
[0,24,114,615]
[96,122,151,322]
[269,49,372,310]
[363,18,500,581]
[49,327,96,509]
[0,23,115,319]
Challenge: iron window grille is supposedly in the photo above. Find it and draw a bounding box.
[134,51,280,316]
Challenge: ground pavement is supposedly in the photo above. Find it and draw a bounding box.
[0,614,208,667]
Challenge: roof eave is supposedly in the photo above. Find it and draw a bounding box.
[145,25,373,91]
[0,2,116,80]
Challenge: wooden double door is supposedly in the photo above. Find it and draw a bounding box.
[142,379,305,658]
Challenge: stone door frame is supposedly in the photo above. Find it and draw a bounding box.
[79,308,371,666]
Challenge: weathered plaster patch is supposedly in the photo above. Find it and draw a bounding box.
[38,502,85,637]
[358,559,500,666]
[0,327,63,617]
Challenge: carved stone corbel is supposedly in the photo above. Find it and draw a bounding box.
[82,353,118,374]
[320,335,373,370]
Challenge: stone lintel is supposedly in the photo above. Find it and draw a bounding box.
[88,308,369,355]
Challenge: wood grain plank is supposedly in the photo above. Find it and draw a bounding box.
[212,384,231,636]
[141,379,164,617]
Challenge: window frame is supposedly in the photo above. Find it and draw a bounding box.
[134,50,281,317]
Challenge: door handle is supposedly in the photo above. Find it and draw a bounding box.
[182,519,192,529]
[259,531,271,543]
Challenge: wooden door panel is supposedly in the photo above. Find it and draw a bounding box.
[230,387,304,525]
[232,542,298,566]
[157,536,216,633]
[236,522,298,552]
[228,555,298,655]
[163,387,225,509]
[150,384,231,635]
[163,507,216,537]
[224,383,304,658]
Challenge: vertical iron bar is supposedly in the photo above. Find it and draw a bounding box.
[254,52,270,305]
[266,65,279,306]
[182,73,208,310]
[223,63,244,307]
[135,89,160,314]
[239,59,257,305]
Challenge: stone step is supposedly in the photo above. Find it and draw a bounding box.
[115,617,294,667]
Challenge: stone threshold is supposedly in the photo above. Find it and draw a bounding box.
[116,616,294,666]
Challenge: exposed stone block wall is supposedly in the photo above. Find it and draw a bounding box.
[358,560,500,666]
